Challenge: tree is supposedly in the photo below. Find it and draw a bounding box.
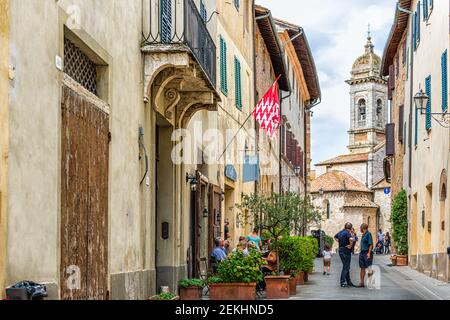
[391,189,408,255]
[237,192,320,273]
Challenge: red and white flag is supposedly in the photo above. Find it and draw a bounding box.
[252,78,281,140]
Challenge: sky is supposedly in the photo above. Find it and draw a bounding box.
[257,0,397,168]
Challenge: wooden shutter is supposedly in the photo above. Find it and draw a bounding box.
[234,56,242,109]
[388,65,394,100]
[442,50,448,111]
[425,75,432,130]
[220,37,228,95]
[398,105,404,143]
[386,123,395,156]
[200,0,207,23]
[417,3,421,45]
[423,0,428,20]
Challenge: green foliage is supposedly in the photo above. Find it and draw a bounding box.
[178,278,205,288]
[152,292,177,300]
[391,190,408,255]
[207,276,223,284]
[275,236,318,275]
[216,249,265,283]
[324,235,334,249]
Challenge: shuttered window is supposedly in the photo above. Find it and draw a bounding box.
[425,75,432,130]
[386,123,395,156]
[200,0,207,23]
[161,0,172,43]
[442,50,448,111]
[220,36,228,96]
[423,0,428,20]
[388,65,394,100]
[234,0,240,10]
[399,105,404,144]
[234,56,242,109]
[416,2,421,47]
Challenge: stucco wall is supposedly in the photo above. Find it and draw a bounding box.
[0,0,10,299]
[403,0,450,281]
[374,188,391,234]
[6,0,149,298]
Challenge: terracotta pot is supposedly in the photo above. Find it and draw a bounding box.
[390,255,398,266]
[396,255,408,266]
[296,272,305,285]
[265,276,290,300]
[289,277,297,295]
[303,271,309,283]
[209,283,256,300]
[179,287,202,300]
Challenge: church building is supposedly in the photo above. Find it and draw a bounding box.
[311,34,392,247]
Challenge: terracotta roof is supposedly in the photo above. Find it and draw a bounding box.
[274,18,321,102]
[381,0,412,76]
[344,196,379,208]
[315,153,369,166]
[255,5,290,91]
[311,171,371,193]
[372,178,391,190]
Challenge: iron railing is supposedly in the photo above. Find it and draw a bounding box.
[143,0,216,87]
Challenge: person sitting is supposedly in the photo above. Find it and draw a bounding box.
[232,241,249,256]
[211,238,227,273]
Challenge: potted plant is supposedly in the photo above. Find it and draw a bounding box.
[178,279,204,300]
[392,190,408,266]
[276,236,303,295]
[149,292,179,300]
[238,193,320,299]
[208,249,264,300]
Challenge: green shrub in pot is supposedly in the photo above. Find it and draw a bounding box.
[179,278,205,289]
[216,249,265,283]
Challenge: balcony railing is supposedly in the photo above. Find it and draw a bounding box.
[143,0,216,87]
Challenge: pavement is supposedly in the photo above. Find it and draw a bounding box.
[288,254,450,300]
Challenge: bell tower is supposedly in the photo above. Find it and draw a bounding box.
[346,32,388,153]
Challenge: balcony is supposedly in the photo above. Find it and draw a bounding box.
[142,0,216,88]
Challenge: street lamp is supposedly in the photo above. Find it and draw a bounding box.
[414,88,429,115]
[294,166,301,176]
[319,188,324,196]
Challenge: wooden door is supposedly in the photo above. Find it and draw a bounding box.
[208,185,222,255]
[60,85,109,300]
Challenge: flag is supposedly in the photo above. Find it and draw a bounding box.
[252,77,281,140]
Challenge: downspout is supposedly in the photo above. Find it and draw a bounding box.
[252,0,258,195]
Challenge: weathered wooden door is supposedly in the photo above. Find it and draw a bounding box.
[60,85,109,300]
[208,185,222,255]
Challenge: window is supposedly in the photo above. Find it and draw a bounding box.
[234,0,240,11]
[423,0,428,20]
[442,50,448,111]
[200,0,207,23]
[220,36,228,95]
[234,56,242,109]
[398,105,404,144]
[358,99,366,123]
[376,99,384,124]
[416,2,421,49]
[64,38,98,96]
[326,201,331,220]
[425,75,432,130]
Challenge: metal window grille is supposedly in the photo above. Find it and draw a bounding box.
[64,38,98,96]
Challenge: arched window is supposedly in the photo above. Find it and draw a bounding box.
[376,99,384,124]
[323,200,331,219]
[358,99,366,122]
[440,170,447,201]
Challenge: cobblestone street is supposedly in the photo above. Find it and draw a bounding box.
[289,255,450,300]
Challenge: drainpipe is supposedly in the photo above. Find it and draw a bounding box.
[252,0,258,196]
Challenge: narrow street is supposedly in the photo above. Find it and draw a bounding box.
[290,255,450,300]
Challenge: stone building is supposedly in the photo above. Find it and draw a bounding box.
[275,19,321,197]
[381,0,449,282]
[312,35,391,241]
[254,5,290,196]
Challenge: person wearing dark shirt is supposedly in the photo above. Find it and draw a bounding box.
[334,222,356,288]
[358,223,374,288]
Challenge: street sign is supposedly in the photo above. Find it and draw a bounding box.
[384,187,391,195]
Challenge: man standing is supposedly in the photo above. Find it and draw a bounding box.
[334,223,356,288]
[358,223,374,288]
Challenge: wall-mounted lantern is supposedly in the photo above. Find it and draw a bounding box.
[414,89,429,115]
[186,173,198,192]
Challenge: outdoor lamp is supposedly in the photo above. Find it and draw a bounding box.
[294,166,301,176]
[414,88,429,115]
[319,188,324,196]
[186,173,198,192]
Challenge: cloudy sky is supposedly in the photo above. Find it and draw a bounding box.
[257,0,396,167]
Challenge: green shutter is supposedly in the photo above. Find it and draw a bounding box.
[234,56,242,109]
[425,75,431,130]
[417,2,421,45]
[442,50,448,111]
[220,36,228,96]
[423,0,428,20]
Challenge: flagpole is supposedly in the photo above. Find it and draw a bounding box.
[217,75,282,162]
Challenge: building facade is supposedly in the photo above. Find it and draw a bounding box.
[312,36,391,241]
[382,0,450,281]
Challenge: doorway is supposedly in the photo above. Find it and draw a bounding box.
[60,85,109,300]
